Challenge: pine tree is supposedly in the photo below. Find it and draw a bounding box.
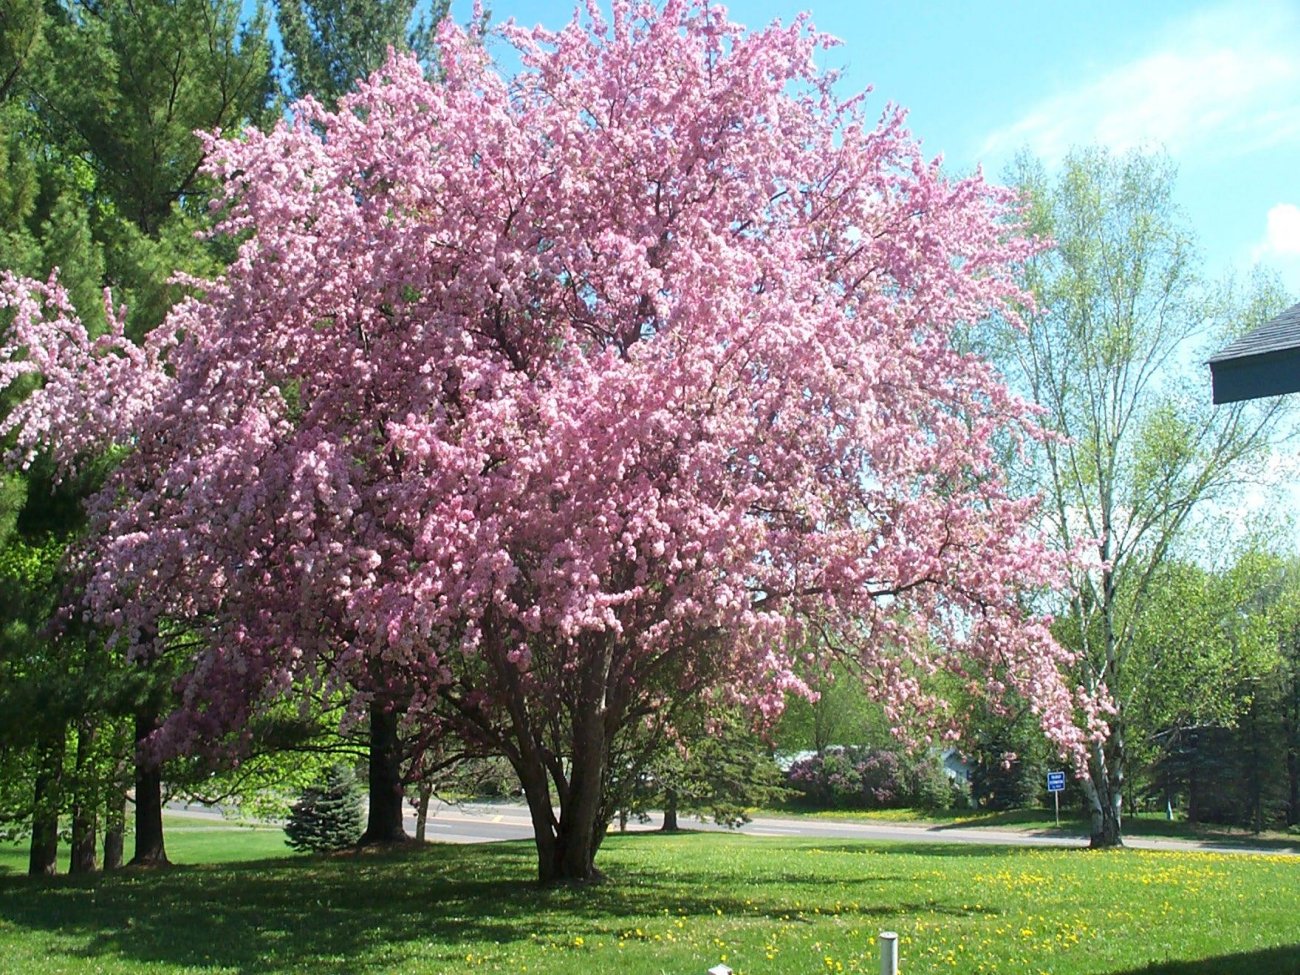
[276,0,450,105]
[284,766,365,853]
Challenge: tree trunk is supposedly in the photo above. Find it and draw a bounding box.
[550,793,605,884]
[130,708,168,866]
[414,779,433,842]
[359,701,409,844]
[1284,674,1298,827]
[1084,537,1124,849]
[1287,730,1298,828]
[28,728,64,877]
[103,790,126,871]
[69,810,98,873]
[1082,740,1123,848]
[69,721,99,874]
[522,703,610,885]
[508,710,609,884]
[661,789,680,832]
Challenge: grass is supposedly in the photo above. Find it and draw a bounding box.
[0,817,1297,974]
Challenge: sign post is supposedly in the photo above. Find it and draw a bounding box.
[1047,771,1066,826]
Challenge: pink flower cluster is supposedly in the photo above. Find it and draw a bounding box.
[0,0,1105,767]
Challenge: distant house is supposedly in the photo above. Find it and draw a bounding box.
[1209,301,1300,404]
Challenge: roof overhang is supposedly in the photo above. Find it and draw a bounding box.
[1210,347,1300,404]
[1209,301,1300,404]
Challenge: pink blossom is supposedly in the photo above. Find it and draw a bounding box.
[1,1,1107,878]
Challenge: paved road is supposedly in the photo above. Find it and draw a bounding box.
[167,800,1295,855]
[406,801,1299,856]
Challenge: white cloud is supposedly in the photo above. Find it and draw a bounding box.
[1256,203,1300,257]
[978,2,1300,165]
[1251,203,1300,295]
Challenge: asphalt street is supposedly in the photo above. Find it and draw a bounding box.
[403,801,1299,856]
[165,799,1296,855]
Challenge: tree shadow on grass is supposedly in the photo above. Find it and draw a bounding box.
[0,844,550,974]
[0,837,985,974]
[0,832,1035,974]
[1109,945,1300,975]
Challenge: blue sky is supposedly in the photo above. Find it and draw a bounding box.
[451,0,1300,299]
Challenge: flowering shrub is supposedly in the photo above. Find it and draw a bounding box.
[786,747,956,810]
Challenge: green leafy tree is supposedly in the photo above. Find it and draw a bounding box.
[997,147,1294,847]
[0,461,132,876]
[1126,549,1282,775]
[965,695,1054,812]
[1146,547,1300,829]
[618,714,788,832]
[775,658,892,756]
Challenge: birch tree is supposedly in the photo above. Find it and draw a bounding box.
[1001,147,1293,846]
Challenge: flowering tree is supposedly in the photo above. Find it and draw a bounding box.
[1,1,1101,884]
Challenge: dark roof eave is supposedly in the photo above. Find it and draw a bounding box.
[1209,345,1300,404]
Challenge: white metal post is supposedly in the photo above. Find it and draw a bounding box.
[879,931,899,975]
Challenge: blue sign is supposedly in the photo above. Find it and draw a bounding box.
[1047,771,1066,793]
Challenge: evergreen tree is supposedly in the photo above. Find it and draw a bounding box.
[614,710,788,832]
[29,0,276,334]
[276,0,450,105]
[284,765,365,853]
[0,0,277,870]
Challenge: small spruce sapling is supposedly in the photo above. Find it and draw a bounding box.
[283,765,364,853]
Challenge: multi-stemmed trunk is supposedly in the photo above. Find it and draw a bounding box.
[130,708,168,866]
[519,756,608,885]
[1081,729,1124,848]
[514,684,615,886]
[359,701,410,845]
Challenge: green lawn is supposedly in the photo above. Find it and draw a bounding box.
[0,819,1297,974]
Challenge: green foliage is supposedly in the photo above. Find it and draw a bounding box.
[1143,547,1300,829]
[20,0,276,334]
[35,188,105,332]
[774,661,890,754]
[0,0,44,104]
[166,699,366,822]
[283,765,364,853]
[0,1,280,867]
[276,0,451,104]
[1130,550,1282,740]
[613,710,788,829]
[35,0,276,233]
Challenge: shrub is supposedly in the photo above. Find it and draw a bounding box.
[283,765,365,853]
[785,746,954,810]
